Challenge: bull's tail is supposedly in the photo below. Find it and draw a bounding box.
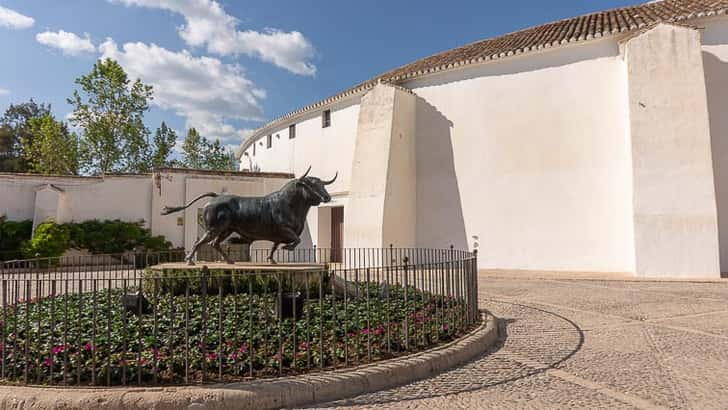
[161,192,218,215]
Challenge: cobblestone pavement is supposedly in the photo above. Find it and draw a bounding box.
[307,274,728,409]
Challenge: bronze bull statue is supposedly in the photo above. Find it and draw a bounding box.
[161,166,336,264]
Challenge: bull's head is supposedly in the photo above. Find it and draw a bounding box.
[297,166,337,206]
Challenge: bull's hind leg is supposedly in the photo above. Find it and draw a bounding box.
[185,230,217,265]
[211,230,235,264]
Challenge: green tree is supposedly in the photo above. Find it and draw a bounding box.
[0,99,51,172]
[204,138,236,171]
[181,128,236,170]
[67,58,154,175]
[22,114,79,175]
[151,121,177,168]
[181,127,204,169]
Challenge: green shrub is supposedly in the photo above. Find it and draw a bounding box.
[9,219,172,260]
[66,219,172,254]
[0,217,33,260]
[21,221,70,258]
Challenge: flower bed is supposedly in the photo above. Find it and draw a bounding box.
[0,282,469,386]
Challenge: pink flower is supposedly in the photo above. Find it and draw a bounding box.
[442,324,449,331]
[51,345,65,355]
[374,326,384,336]
[230,352,238,360]
[238,343,248,353]
[299,342,309,350]
[44,357,52,367]
[83,342,93,352]
[207,352,218,361]
[151,347,159,359]
[361,328,370,335]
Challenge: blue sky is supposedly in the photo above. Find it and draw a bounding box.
[0,0,643,149]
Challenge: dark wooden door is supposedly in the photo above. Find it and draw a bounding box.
[331,207,344,263]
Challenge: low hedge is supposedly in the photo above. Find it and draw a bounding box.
[17,219,173,259]
[0,217,33,260]
[143,268,330,297]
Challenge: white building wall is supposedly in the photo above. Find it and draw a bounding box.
[624,24,719,278]
[234,16,728,277]
[702,18,728,274]
[242,99,360,196]
[241,99,360,249]
[407,38,636,273]
[346,84,417,248]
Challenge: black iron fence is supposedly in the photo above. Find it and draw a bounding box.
[0,247,478,386]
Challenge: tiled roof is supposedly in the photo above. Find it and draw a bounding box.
[241,0,728,150]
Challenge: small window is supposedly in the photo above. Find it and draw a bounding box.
[322,109,331,128]
[289,124,296,139]
[266,134,272,148]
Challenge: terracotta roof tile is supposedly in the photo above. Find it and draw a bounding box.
[241,0,728,149]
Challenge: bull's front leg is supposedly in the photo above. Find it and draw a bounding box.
[282,237,300,251]
[278,226,301,251]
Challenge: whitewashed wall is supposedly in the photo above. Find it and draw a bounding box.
[702,17,728,273]
[236,17,728,277]
[0,173,151,227]
[242,98,360,197]
[407,37,636,273]
[241,98,360,249]
[238,38,636,273]
[623,24,719,277]
[0,171,292,250]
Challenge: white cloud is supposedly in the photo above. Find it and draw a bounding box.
[36,30,96,56]
[110,0,316,75]
[0,88,10,96]
[0,6,34,30]
[99,38,265,142]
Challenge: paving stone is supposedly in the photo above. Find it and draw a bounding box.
[307,274,728,409]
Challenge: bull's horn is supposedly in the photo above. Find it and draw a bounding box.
[299,165,312,179]
[323,172,338,185]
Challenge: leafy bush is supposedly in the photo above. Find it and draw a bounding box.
[66,219,172,254]
[14,219,173,260]
[21,221,71,258]
[0,217,33,260]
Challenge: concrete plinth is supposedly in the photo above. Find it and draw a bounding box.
[148,262,327,272]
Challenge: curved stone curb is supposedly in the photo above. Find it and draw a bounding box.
[0,312,497,410]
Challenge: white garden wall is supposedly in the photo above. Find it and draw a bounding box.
[1,170,292,250]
